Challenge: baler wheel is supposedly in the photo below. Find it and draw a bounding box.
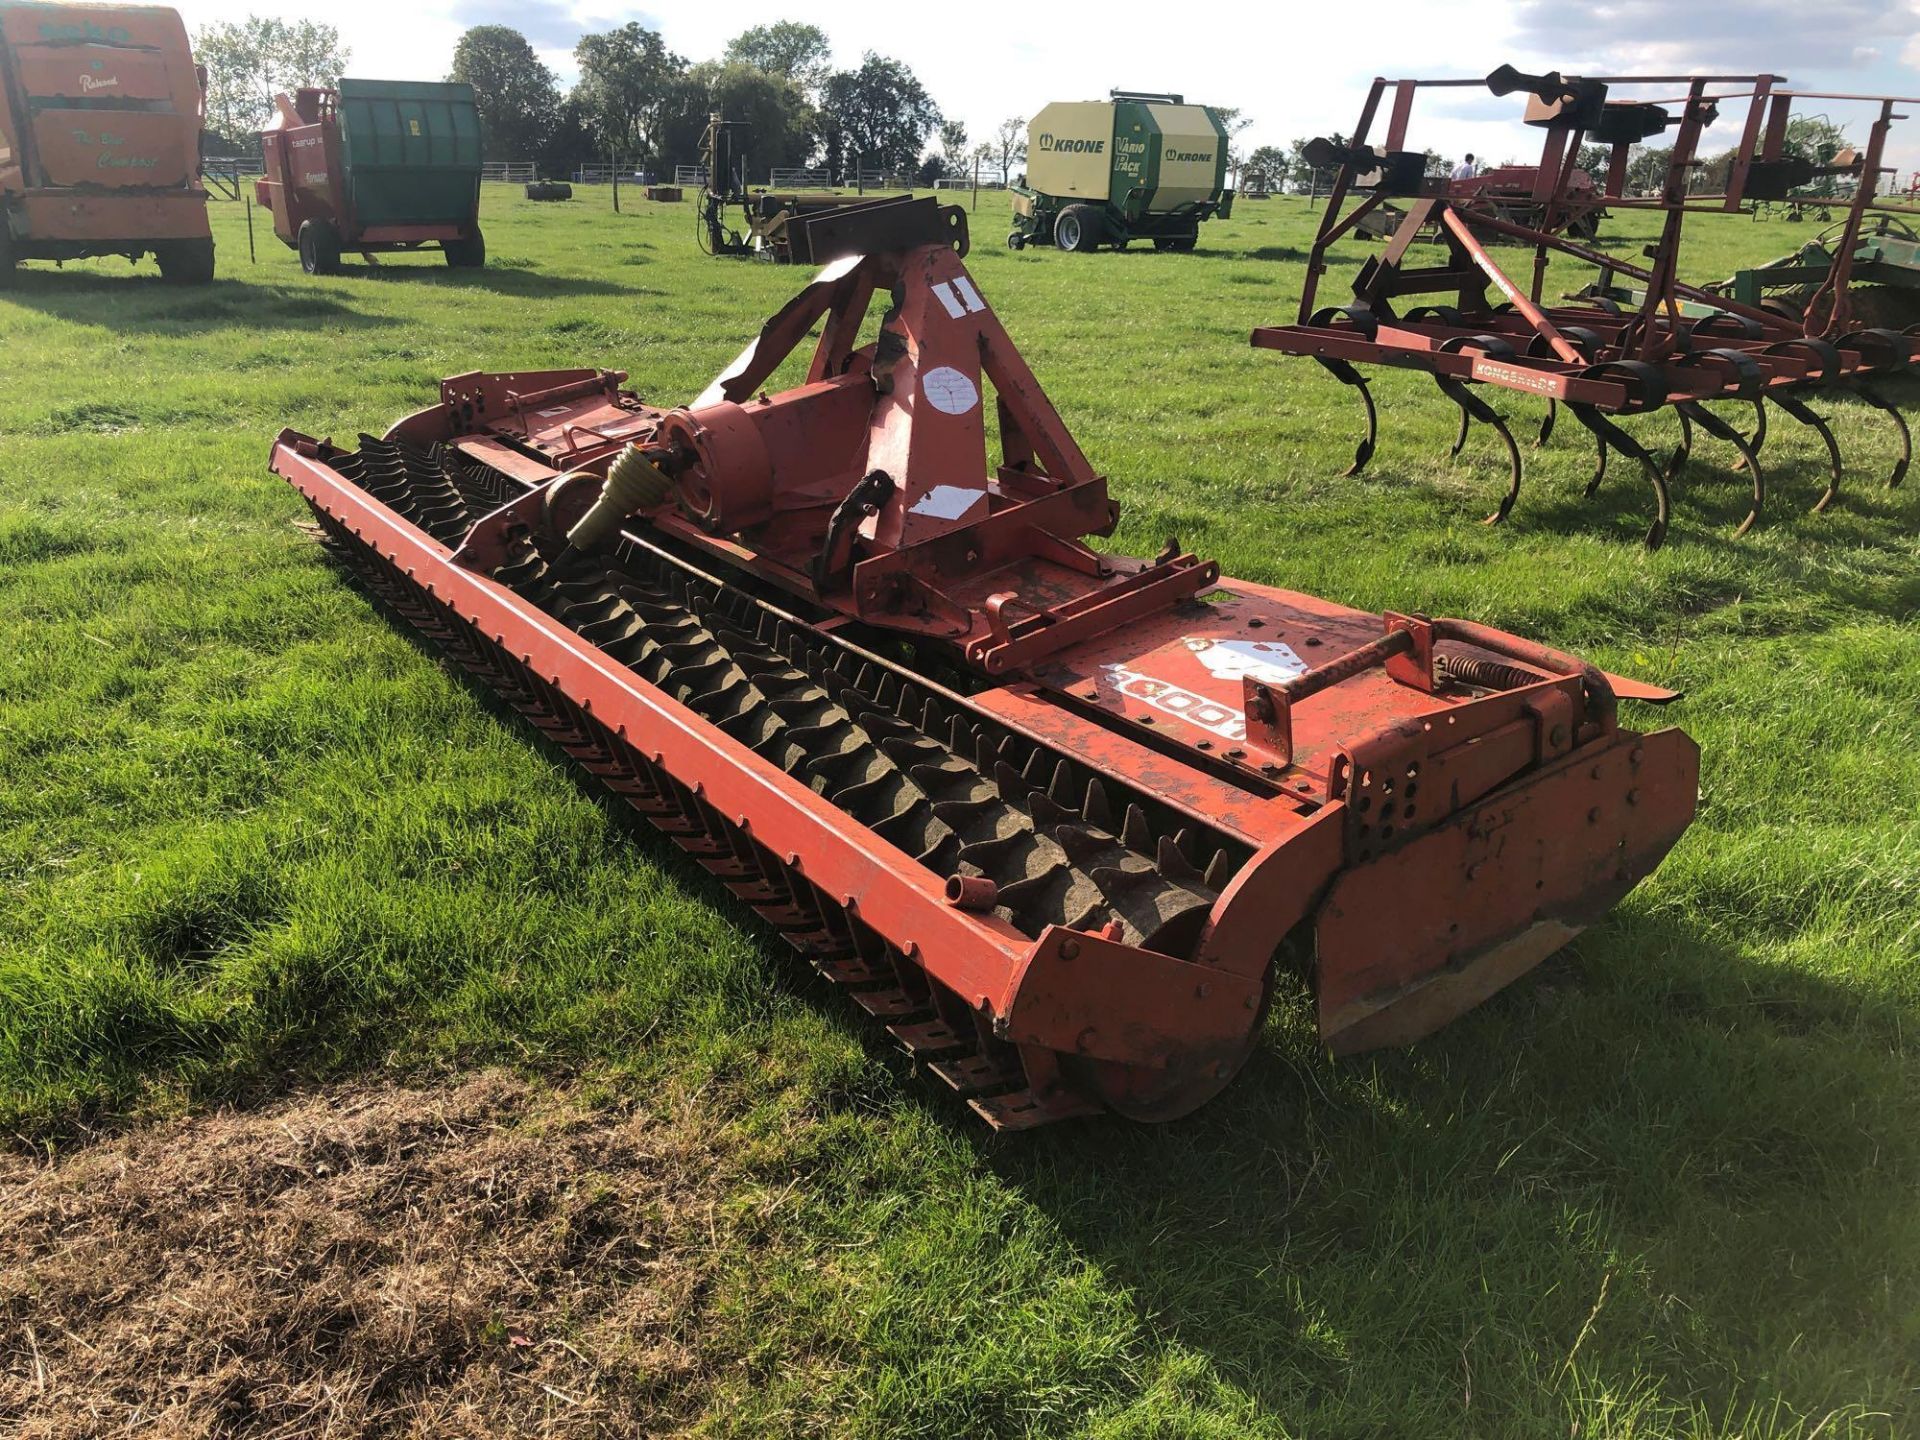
[1055,204,1101,253]
[1006,230,1026,250]
[155,237,216,284]
[298,220,343,276]
[444,229,487,269]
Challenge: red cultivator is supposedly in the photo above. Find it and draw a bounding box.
[1259,68,1920,547]
[271,199,1697,1127]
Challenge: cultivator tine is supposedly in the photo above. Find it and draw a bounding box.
[1675,401,1765,537]
[1316,357,1377,476]
[1853,384,1912,487]
[1769,393,1845,512]
[1536,398,1558,448]
[1435,375,1523,524]
[1664,406,1694,481]
[1568,403,1672,549]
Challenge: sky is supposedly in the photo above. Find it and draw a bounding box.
[170,0,1920,171]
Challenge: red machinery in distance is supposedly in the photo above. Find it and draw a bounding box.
[1260,67,1920,547]
[270,201,1698,1128]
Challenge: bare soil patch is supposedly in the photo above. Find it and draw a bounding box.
[0,1070,730,1437]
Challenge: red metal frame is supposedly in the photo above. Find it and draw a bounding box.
[1259,67,1920,547]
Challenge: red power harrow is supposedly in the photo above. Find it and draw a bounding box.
[1259,67,1920,547]
[271,200,1698,1127]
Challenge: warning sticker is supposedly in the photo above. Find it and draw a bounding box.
[920,365,979,415]
[1182,637,1309,686]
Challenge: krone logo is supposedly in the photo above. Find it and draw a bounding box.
[1164,147,1211,163]
[1037,132,1103,155]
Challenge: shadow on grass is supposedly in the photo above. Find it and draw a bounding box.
[0,274,397,334]
[343,260,646,297]
[973,910,1915,1428]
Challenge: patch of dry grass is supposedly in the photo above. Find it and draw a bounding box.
[0,1071,730,1437]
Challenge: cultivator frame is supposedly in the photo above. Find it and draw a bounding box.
[271,202,1697,1127]
[1257,68,1920,546]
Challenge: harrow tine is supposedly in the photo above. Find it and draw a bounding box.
[1448,399,1470,459]
[1852,384,1912,488]
[1536,398,1557,449]
[1435,376,1523,524]
[1316,357,1377,477]
[1569,403,1672,549]
[1769,393,1844,513]
[1676,401,1765,538]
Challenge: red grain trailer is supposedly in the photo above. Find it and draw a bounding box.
[257,78,484,275]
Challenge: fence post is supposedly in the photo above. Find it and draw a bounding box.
[245,189,255,263]
[972,156,979,210]
[613,167,620,214]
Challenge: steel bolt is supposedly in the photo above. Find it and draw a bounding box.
[1626,789,1640,806]
[1550,724,1568,747]
[1196,982,1212,999]
[1059,938,1081,960]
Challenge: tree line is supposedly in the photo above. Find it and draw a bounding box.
[195,15,1035,186]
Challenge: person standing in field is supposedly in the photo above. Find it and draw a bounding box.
[1452,153,1479,183]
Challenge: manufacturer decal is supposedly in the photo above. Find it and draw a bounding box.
[1101,664,1247,741]
[1164,148,1212,163]
[78,73,120,94]
[1470,358,1568,397]
[1036,133,1104,155]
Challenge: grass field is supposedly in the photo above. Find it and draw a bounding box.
[1,184,1916,1437]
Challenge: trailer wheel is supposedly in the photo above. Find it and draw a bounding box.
[155,236,216,283]
[298,220,342,276]
[1006,230,1026,250]
[1054,204,1102,253]
[444,229,487,269]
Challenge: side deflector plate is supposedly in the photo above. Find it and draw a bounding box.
[1315,726,1699,1053]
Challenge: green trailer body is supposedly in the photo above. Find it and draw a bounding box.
[1009,90,1234,253]
[334,78,483,229]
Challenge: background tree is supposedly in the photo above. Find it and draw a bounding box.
[818,53,939,180]
[1213,105,1255,179]
[723,22,831,95]
[1242,144,1287,192]
[657,61,815,179]
[992,115,1027,185]
[449,26,559,163]
[930,118,969,179]
[1576,143,1611,175]
[195,16,349,140]
[572,23,684,171]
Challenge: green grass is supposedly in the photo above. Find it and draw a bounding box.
[2,186,1917,1437]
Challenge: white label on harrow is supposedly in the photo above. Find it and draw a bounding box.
[931,281,968,319]
[952,276,987,313]
[536,405,571,417]
[920,365,980,415]
[909,484,983,520]
[1182,637,1309,686]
